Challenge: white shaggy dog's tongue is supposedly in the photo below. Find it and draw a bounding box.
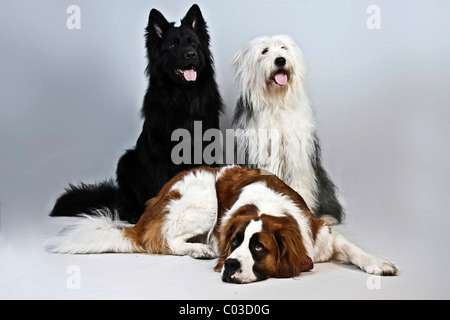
[274,73,287,86]
[184,69,197,81]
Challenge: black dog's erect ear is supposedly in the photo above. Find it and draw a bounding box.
[147,8,171,39]
[181,4,208,35]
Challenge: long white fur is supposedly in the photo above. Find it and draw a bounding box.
[233,35,319,211]
[44,209,139,254]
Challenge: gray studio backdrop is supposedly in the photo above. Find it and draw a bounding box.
[0,0,449,298]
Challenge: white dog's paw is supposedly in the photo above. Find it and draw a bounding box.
[364,260,398,276]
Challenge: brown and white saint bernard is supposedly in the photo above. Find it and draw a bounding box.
[45,166,397,283]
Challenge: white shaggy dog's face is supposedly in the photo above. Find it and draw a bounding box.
[234,35,306,97]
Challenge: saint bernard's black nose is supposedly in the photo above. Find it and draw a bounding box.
[224,258,240,272]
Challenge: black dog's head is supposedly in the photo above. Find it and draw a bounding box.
[145,4,212,85]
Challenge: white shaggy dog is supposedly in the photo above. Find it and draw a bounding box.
[232,35,344,225]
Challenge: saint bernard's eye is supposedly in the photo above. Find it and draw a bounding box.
[231,239,239,248]
[254,243,264,252]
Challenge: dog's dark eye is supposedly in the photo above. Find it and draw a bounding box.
[169,43,176,49]
[262,48,269,55]
[254,243,264,252]
[186,37,197,48]
[281,46,287,50]
[231,239,239,248]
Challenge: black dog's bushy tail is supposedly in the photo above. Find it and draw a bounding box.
[50,180,117,217]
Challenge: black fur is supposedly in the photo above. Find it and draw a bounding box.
[50,5,223,223]
[233,97,254,125]
[312,137,344,222]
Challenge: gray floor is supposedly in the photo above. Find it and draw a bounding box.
[0,203,446,300]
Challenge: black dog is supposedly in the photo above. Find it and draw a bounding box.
[50,5,223,223]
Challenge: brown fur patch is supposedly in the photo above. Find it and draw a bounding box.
[260,214,308,278]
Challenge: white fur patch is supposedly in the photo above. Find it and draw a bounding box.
[164,170,219,257]
[44,209,138,254]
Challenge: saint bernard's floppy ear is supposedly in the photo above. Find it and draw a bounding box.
[214,218,247,272]
[214,258,225,272]
[214,222,232,272]
[274,222,308,278]
[214,222,234,272]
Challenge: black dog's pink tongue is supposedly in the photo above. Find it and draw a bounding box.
[183,69,197,81]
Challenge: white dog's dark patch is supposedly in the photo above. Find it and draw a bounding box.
[232,35,344,224]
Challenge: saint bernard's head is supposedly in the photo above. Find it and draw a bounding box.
[214,205,310,284]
